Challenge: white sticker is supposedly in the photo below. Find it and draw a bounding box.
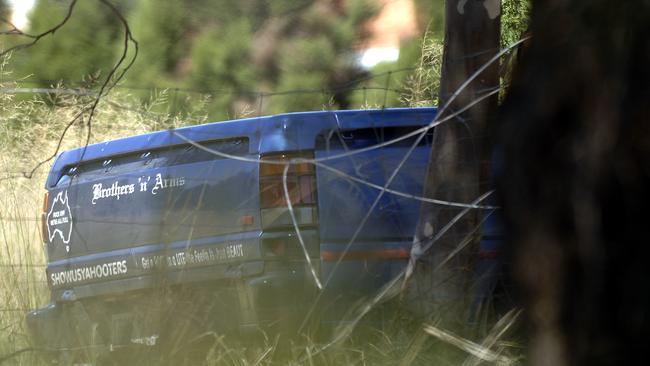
[47,190,73,252]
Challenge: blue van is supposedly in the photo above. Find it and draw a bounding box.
[27,108,437,358]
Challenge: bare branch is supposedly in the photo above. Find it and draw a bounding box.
[0,0,78,57]
[20,0,138,179]
[0,17,37,37]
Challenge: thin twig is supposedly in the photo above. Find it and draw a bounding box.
[0,0,79,57]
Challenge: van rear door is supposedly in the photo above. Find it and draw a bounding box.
[315,125,432,318]
[45,136,263,297]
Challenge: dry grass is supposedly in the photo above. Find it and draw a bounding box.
[0,64,206,363]
[402,30,443,108]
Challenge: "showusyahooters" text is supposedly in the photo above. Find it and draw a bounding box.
[50,260,128,286]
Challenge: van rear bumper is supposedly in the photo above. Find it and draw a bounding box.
[26,303,65,350]
[239,262,319,336]
[27,261,319,351]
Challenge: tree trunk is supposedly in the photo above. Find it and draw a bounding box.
[406,0,500,328]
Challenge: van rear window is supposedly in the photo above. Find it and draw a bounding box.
[55,138,249,187]
[315,126,433,150]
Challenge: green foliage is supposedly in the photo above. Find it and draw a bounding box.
[5,0,422,121]
[187,21,257,120]
[267,0,311,17]
[266,0,376,114]
[126,0,188,87]
[123,0,225,115]
[502,0,531,47]
[113,0,376,118]
[413,0,445,37]
[10,0,126,84]
[270,36,335,113]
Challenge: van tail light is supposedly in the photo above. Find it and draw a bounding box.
[259,153,318,229]
[260,154,316,209]
[41,192,48,243]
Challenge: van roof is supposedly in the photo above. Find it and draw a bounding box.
[47,108,437,188]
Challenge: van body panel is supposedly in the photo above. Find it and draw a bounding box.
[31,108,438,351]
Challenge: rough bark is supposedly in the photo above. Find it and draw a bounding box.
[407,0,500,327]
